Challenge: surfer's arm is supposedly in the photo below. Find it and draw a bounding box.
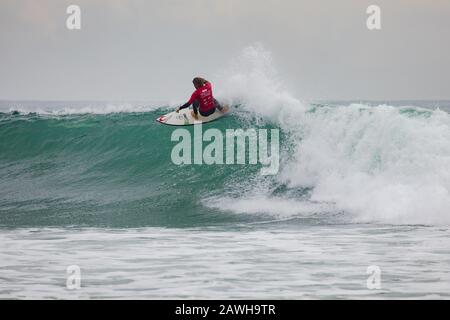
[177,102,191,111]
[177,92,198,112]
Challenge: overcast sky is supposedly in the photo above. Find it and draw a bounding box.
[1,0,449,101]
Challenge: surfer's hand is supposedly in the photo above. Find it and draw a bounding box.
[176,107,180,113]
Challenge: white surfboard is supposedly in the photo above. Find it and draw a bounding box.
[156,105,229,126]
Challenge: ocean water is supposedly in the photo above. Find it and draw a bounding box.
[2,48,450,299]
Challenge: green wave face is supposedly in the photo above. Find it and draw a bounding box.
[3,101,450,228]
[0,111,279,228]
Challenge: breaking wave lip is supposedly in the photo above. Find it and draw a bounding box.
[0,101,172,115]
[210,44,450,226]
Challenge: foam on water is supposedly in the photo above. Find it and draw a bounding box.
[1,226,449,299]
[0,101,166,115]
[214,45,450,226]
[208,196,335,218]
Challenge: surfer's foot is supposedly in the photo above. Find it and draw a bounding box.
[191,110,199,120]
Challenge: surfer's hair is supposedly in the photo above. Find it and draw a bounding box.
[193,77,207,88]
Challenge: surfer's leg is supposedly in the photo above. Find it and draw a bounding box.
[192,100,200,115]
[214,99,224,111]
[199,108,215,117]
[214,98,229,113]
[191,100,199,119]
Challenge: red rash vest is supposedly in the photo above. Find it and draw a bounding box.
[180,82,215,112]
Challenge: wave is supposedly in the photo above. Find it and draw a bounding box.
[1,45,450,227]
[0,109,265,228]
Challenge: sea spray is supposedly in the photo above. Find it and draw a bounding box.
[211,44,450,225]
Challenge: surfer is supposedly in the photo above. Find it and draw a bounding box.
[176,77,225,120]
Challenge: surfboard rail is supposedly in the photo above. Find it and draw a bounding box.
[156,105,229,126]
